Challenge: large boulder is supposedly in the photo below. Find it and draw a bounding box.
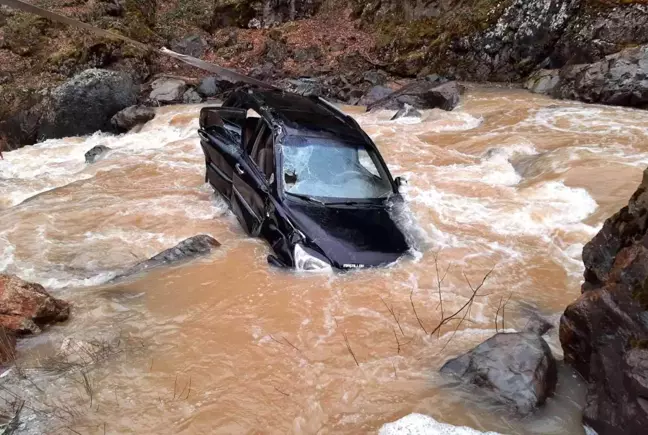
[37,69,137,141]
[111,105,156,132]
[525,69,561,95]
[441,332,557,415]
[170,35,207,58]
[552,45,648,108]
[197,76,235,98]
[365,81,462,111]
[390,103,421,121]
[113,235,220,281]
[149,78,187,104]
[560,167,648,434]
[0,275,70,335]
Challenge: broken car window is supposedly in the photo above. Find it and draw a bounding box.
[281,136,392,200]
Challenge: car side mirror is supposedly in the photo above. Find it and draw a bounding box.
[395,176,408,190]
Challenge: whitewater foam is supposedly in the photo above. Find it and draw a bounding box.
[379,413,502,435]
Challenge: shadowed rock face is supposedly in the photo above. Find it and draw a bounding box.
[113,235,220,281]
[441,332,557,415]
[38,69,137,141]
[0,275,70,336]
[560,167,648,434]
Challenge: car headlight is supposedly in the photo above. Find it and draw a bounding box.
[294,244,332,272]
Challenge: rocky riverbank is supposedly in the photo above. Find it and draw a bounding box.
[2,1,648,151]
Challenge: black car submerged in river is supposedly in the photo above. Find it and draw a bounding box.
[198,88,410,271]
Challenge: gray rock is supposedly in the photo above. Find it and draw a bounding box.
[149,78,186,104]
[553,45,648,108]
[197,76,231,98]
[391,104,422,121]
[525,69,561,95]
[113,235,220,281]
[363,70,389,86]
[182,88,203,104]
[523,312,554,336]
[366,81,461,111]
[85,145,111,164]
[358,85,395,107]
[170,35,207,58]
[282,78,322,97]
[38,69,137,141]
[441,332,557,415]
[419,81,461,111]
[111,105,155,132]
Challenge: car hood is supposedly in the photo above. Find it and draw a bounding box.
[284,201,409,269]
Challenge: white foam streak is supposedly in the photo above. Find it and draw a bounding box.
[380,413,503,435]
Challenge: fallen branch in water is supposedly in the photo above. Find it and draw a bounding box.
[269,334,301,353]
[429,269,494,338]
[410,289,428,334]
[433,252,452,333]
[380,297,405,337]
[335,319,359,366]
[495,293,513,333]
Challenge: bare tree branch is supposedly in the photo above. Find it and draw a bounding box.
[410,289,428,334]
[381,297,405,336]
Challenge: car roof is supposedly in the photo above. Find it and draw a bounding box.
[227,88,367,143]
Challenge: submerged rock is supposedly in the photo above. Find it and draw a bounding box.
[560,166,648,434]
[114,235,220,280]
[0,275,70,335]
[85,145,112,164]
[37,69,137,141]
[441,332,557,415]
[149,78,186,104]
[390,103,421,121]
[111,105,155,132]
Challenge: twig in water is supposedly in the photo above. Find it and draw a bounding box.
[392,327,402,354]
[433,252,452,325]
[429,269,493,338]
[269,335,301,352]
[273,386,290,397]
[392,361,397,379]
[335,319,359,366]
[410,289,428,334]
[380,297,405,336]
[173,375,178,400]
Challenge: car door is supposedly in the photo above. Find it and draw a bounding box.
[198,107,246,201]
[231,122,273,237]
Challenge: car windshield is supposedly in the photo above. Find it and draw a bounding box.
[281,135,393,201]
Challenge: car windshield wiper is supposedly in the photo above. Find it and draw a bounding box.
[286,192,326,205]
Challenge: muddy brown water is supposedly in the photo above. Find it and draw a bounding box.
[2,86,648,434]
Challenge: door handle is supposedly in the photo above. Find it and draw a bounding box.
[235,163,245,175]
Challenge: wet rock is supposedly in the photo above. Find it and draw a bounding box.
[363,70,389,86]
[553,45,648,108]
[37,69,137,141]
[358,85,395,107]
[114,235,220,280]
[0,275,70,335]
[366,81,462,111]
[182,88,203,104]
[111,105,155,132]
[85,145,112,164]
[525,69,561,95]
[418,81,461,111]
[441,332,557,415]
[390,104,421,121]
[197,76,233,98]
[523,312,554,336]
[560,166,648,434]
[170,35,208,58]
[149,78,186,104]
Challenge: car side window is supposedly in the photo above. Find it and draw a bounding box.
[250,122,275,182]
